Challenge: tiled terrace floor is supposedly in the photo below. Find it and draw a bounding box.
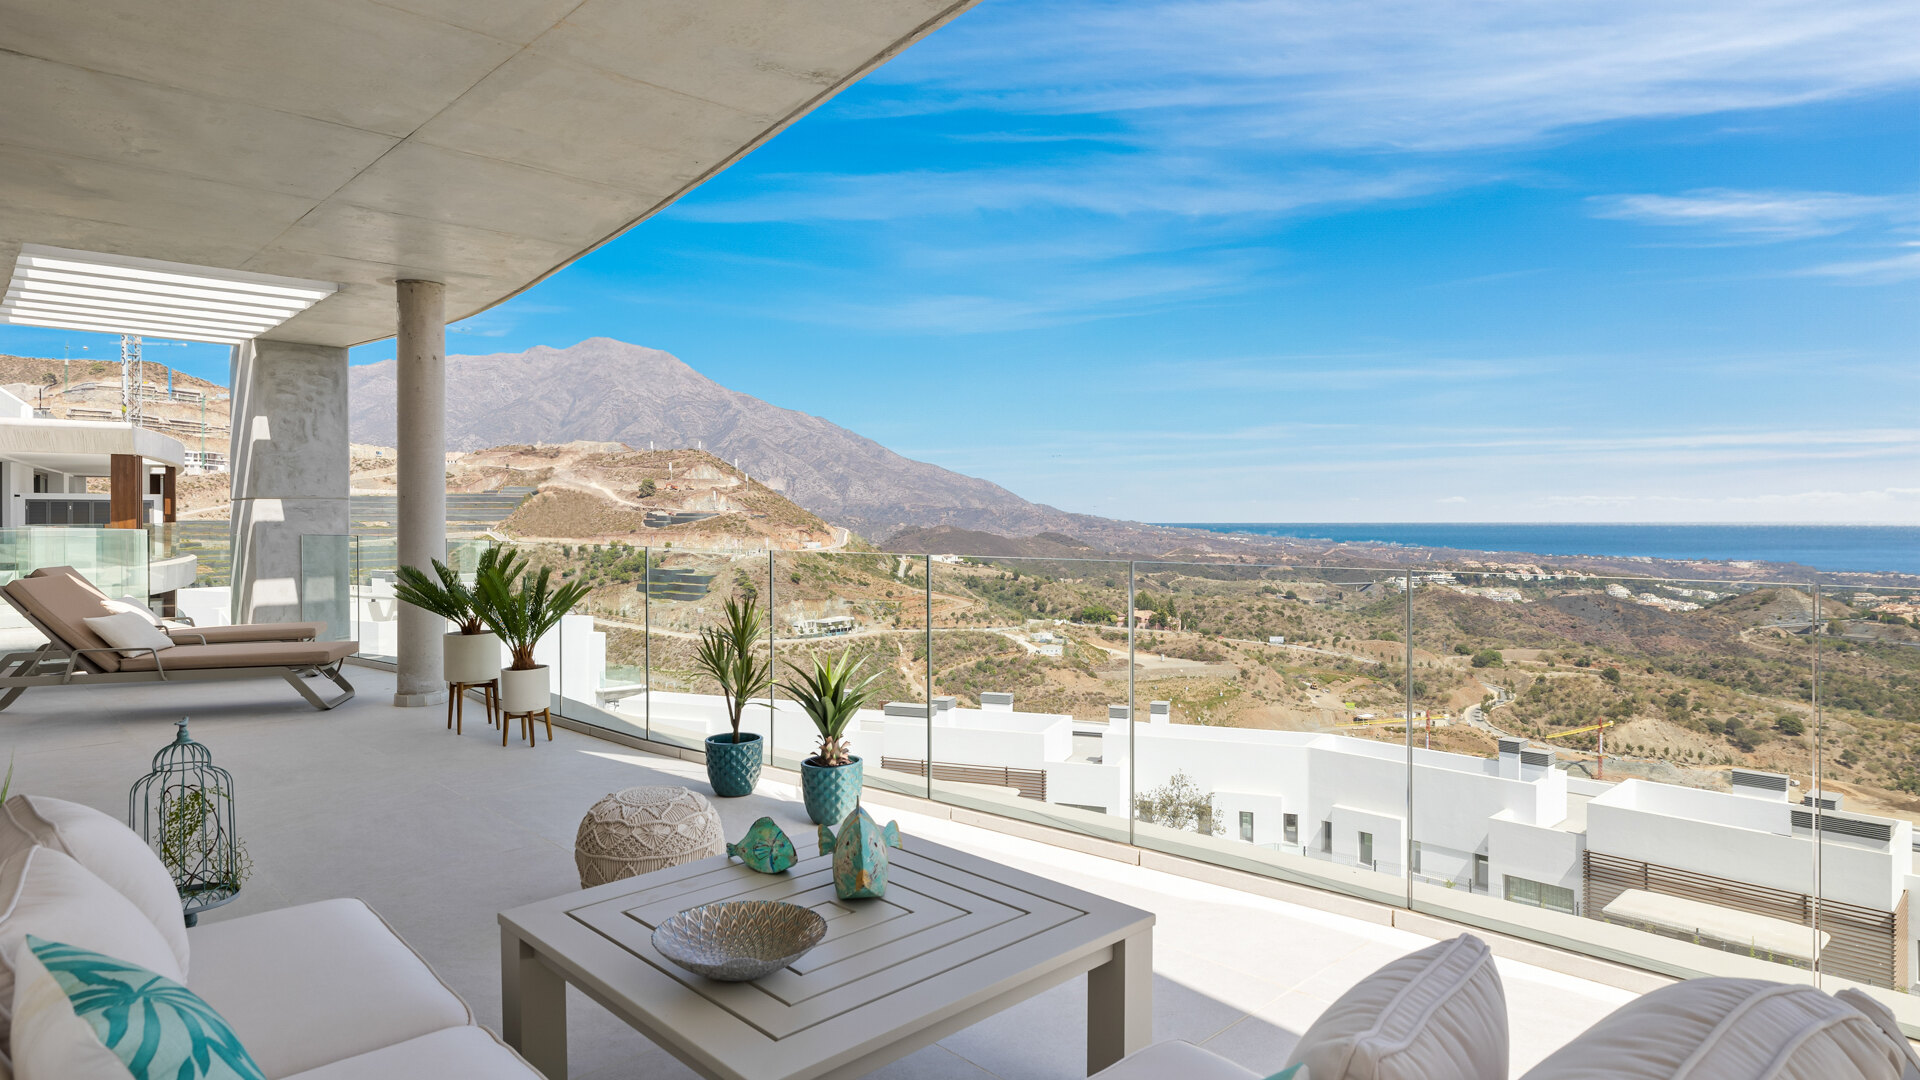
[13,665,1641,1079]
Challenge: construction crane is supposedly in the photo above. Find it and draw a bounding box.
[119,334,143,426]
[1545,719,1617,779]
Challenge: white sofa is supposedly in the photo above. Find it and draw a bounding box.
[0,793,541,1079]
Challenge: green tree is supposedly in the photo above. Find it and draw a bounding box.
[1134,771,1224,836]
[1470,648,1502,668]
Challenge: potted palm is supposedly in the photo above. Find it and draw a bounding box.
[474,558,590,714]
[393,546,520,685]
[778,649,879,825]
[693,597,772,797]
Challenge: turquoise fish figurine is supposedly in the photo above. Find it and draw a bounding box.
[726,816,798,874]
[818,805,903,900]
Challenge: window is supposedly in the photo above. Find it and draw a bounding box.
[31,472,48,494]
[1504,875,1576,914]
[1473,854,1489,891]
[1318,820,1332,853]
[1358,831,1374,868]
[1283,813,1298,845]
[1238,811,1254,843]
[1410,841,1422,875]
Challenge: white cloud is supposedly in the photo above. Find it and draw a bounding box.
[876,0,1920,152]
[1799,243,1920,282]
[1588,189,1909,239]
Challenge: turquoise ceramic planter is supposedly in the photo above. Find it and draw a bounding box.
[800,756,863,826]
[705,733,762,798]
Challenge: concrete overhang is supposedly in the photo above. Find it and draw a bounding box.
[0,0,980,348]
[0,419,187,472]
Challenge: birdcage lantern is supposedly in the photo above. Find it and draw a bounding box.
[128,718,248,926]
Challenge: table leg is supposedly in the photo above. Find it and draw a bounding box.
[1086,928,1151,1075]
[502,927,568,1079]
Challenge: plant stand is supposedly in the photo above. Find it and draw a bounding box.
[503,707,552,747]
[447,679,499,735]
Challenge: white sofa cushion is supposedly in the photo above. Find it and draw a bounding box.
[1285,933,1507,1080]
[0,847,185,1051]
[279,1027,541,1080]
[1092,1040,1264,1080]
[11,934,267,1080]
[187,899,470,1079]
[0,796,190,974]
[1520,978,1909,1080]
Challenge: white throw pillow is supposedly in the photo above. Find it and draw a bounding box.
[0,848,184,1051]
[1285,933,1507,1080]
[1520,978,1908,1080]
[81,612,173,657]
[0,796,187,975]
[102,598,163,628]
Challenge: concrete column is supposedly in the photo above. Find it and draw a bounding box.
[229,339,350,625]
[394,279,447,706]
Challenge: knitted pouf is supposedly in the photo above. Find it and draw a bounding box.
[574,786,726,888]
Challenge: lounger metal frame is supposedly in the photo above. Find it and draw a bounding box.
[0,593,355,711]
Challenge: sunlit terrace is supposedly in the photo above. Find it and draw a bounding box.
[12,665,1646,1079]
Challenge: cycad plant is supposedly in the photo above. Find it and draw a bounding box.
[778,649,879,766]
[693,597,771,744]
[474,560,591,670]
[393,546,523,634]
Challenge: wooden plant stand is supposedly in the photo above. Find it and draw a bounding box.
[503,707,552,747]
[447,680,500,735]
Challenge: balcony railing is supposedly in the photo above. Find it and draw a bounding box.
[276,538,1920,1026]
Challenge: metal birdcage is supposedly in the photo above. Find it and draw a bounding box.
[128,718,248,926]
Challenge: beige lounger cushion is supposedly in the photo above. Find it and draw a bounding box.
[1285,933,1507,1080]
[117,639,357,671]
[3,575,123,672]
[171,622,325,645]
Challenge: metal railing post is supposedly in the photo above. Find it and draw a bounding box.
[1127,560,1136,847]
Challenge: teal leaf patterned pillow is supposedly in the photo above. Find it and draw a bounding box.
[1264,1066,1306,1080]
[18,934,265,1080]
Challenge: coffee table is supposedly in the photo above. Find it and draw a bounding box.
[499,834,1154,1080]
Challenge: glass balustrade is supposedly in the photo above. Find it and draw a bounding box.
[323,534,1918,1020]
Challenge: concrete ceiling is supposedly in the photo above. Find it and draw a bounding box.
[0,0,979,348]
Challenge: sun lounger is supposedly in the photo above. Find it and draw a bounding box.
[0,573,356,712]
[27,565,326,644]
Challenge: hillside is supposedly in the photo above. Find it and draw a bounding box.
[347,338,1099,542]
[0,353,229,452]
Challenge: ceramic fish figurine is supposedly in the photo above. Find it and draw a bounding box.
[726,816,798,874]
[817,805,903,900]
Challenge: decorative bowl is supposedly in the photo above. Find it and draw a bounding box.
[651,900,827,982]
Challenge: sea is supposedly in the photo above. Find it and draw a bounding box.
[1158,523,1920,577]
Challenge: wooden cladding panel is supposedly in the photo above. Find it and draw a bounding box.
[881,758,1047,801]
[1584,850,1900,989]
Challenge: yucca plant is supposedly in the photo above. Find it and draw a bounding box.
[474,561,590,670]
[778,649,879,766]
[693,597,771,744]
[393,546,524,634]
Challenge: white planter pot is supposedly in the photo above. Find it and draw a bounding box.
[498,665,551,713]
[443,631,500,685]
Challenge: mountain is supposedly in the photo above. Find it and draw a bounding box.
[347,338,1099,541]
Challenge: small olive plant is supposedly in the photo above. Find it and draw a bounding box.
[394,546,524,634]
[693,597,771,744]
[778,649,880,767]
[474,558,591,671]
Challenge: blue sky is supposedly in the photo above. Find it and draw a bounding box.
[4,0,1916,524]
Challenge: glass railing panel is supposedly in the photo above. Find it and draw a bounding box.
[1122,561,1412,905]
[0,526,149,597]
[596,547,771,754]
[769,550,927,797]
[297,534,354,642]
[915,553,1132,841]
[1404,570,1844,988]
[1805,577,1920,1023]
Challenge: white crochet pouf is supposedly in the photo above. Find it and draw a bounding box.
[575,786,726,888]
